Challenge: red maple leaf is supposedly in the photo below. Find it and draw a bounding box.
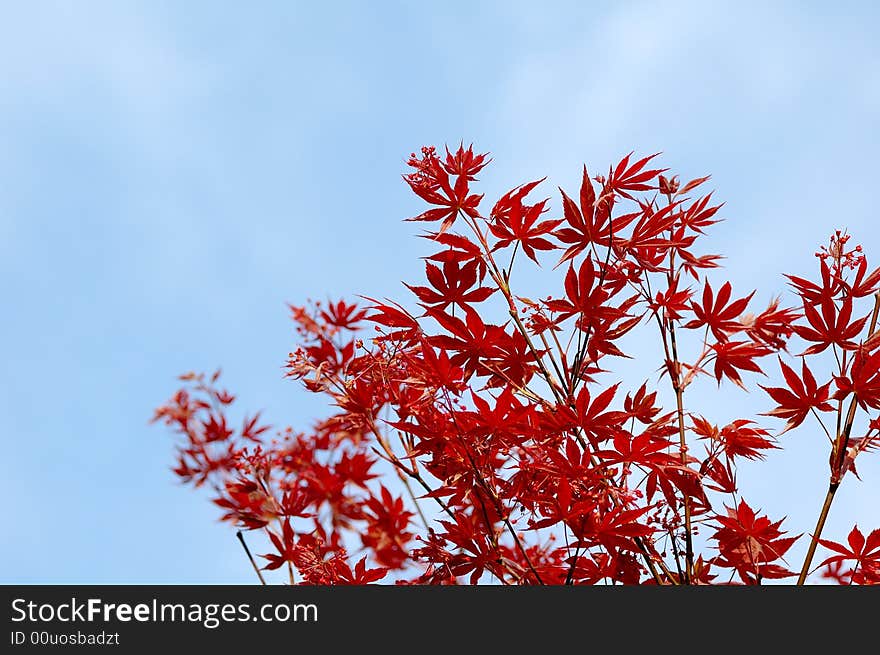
[833,348,880,410]
[607,152,665,197]
[792,294,867,355]
[684,280,754,342]
[404,145,485,234]
[405,259,496,313]
[692,417,778,460]
[710,340,770,389]
[489,179,560,264]
[817,526,880,585]
[761,357,834,433]
[710,499,799,583]
[334,557,389,585]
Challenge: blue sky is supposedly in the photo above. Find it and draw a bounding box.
[1,1,878,583]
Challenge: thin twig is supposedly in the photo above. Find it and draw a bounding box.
[236,530,267,585]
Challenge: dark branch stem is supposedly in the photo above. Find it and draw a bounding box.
[236,531,267,585]
[797,483,838,585]
[798,290,880,584]
[668,319,694,584]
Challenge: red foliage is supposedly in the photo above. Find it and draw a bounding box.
[153,145,880,585]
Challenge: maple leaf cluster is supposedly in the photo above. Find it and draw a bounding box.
[153,146,880,585]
